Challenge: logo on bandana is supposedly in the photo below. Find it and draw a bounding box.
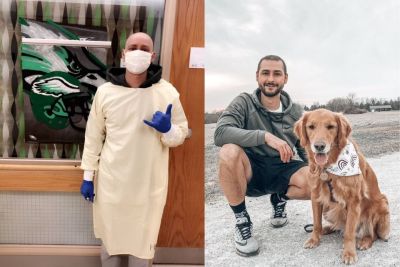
[326,141,361,176]
[338,159,348,170]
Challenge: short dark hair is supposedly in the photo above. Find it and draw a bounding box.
[257,55,287,74]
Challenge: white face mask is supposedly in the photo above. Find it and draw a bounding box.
[124,50,152,74]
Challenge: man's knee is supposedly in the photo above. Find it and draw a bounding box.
[218,144,245,165]
[218,144,252,183]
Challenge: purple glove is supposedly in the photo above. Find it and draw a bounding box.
[143,104,172,133]
[80,180,95,202]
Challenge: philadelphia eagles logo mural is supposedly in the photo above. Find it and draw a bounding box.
[20,18,107,143]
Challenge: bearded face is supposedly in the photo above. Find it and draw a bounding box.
[256,59,287,98]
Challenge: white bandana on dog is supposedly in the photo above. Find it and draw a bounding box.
[326,141,361,176]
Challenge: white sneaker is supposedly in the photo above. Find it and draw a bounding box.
[270,194,288,228]
[234,216,260,257]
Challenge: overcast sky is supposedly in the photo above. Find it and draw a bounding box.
[205,0,400,111]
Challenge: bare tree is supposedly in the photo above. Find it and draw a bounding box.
[310,102,320,110]
[347,93,356,108]
[326,97,348,112]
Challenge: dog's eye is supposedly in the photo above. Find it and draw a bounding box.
[307,125,315,130]
[327,125,335,130]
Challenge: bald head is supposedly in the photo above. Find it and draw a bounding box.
[125,32,154,52]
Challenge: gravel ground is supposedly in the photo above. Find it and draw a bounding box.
[205,111,400,266]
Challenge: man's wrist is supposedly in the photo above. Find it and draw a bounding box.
[162,124,175,137]
[83,170,95,181]
[264,132,272,143]
[250,130,265,146]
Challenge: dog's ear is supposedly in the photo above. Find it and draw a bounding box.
[336,113,351,150]
[294,112,309,147]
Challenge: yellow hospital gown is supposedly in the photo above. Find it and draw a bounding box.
[80,79,188,258]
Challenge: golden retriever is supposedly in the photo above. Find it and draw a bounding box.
[294,109,390,265]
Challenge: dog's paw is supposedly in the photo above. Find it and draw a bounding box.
[357,237,373,250]
[342,249,358,265]
[304,237,320,249]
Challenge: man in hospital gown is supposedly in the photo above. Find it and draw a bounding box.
[80,32,188,267]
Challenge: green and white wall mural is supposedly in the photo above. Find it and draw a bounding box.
[21,18,108,143]
[0,0,165,159]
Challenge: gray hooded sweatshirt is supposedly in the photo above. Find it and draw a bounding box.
[214,89,307,162]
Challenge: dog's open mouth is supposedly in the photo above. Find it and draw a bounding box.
[315,152,328,166]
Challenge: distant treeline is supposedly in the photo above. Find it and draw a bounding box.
[304,94,400,114]
[205,94,400,124]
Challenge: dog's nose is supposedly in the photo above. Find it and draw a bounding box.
[314,142,326,152]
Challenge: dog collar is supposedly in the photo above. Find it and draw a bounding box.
[320,170,329,181]
[326,141,361,176]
